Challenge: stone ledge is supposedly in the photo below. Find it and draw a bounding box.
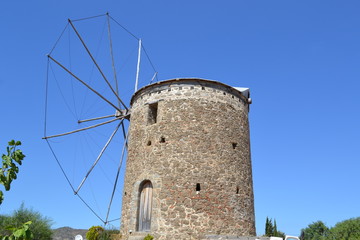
[204,236,270,240]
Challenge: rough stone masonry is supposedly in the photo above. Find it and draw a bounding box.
[120,78,255,240]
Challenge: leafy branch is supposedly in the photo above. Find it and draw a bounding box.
[0,140,26,205]
[1,221,33,240]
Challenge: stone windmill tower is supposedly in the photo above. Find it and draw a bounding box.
[43,15,256,239]
[120,78,255,240]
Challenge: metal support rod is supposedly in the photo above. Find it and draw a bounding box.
[42,117,120,139]
[121,121,128,149]
[75,121,122,194]
[76,193,106,224]
[105,129,129,223]
[78,114,115,124]
[150,72,158,84]
[134,38,142,92]
[68,19,128,111]
[107,13,120,108]
[48,55,122,113]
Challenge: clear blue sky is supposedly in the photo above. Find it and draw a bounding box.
[1,0,360,237]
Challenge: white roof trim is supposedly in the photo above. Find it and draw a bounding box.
[234,87,250,99]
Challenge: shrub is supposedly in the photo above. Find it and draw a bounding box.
[0,204,52,240]
[105,229,121,240]
[86,226,105,240]
[143,234,154,240]
[86,227,121,240]
[98,230,111,240]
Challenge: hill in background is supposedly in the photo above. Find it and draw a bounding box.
[52,227,87,240]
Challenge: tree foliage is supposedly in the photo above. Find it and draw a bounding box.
[329,217,360,240]
[265,217,273,237]
[0,140,25,205]
[86,226,121,240]
[0,204,53,240]
[100,229,120,240]
[300,218,360,240]
[300,220,329,240]
[86,226,105,240]
[0,221,33,240]
[265,217,285,238]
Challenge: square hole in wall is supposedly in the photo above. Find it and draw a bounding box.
[196,183,201,192]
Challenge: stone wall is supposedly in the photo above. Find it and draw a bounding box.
[120,79,255,240]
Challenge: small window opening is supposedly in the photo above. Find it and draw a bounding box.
[236,187,239,194]
[191,86,194,90]
[160,137,165,143]
[223,92,226,95]
[232,143,237,149]
[196,183,201,192]
[147,141,152,146]
[201,87,205,90]
[148,103,158,125]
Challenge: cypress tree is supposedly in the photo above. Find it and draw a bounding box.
[273,219,278,236]
[265,217,274,236]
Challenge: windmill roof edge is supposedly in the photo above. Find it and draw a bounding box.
[130,78,250,105]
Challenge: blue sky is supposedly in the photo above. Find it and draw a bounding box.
[1,0,360,237]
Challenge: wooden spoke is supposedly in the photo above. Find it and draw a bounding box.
[48,55,122,113]
[42,117,121,139]
[75,120,123,194]
[68,19,128,111]
[78,114,115,124]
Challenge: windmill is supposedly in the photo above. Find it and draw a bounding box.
[43,13,157,226]
[44,13,256,240]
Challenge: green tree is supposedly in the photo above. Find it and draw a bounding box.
[0,215,11,236]
[0,140,25,205]
[86,226,105,240]
[265,217,284,237]
[273,219,278,236]
[300,221,329,240]
[1,221,33,240]
[0,204,53,240]
[329,217,360,240]
[273,219,285,238]
[265,217,274,236]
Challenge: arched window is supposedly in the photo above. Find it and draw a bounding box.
[138,181,153,231]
